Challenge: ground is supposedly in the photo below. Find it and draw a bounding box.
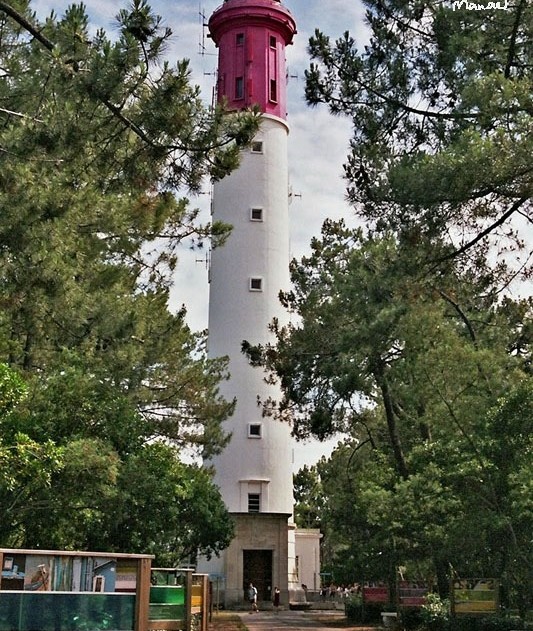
[207,611,379,631]
[207,613,247,631]
[208,613,247,631]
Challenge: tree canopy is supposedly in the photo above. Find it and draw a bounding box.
[256,0,531,613]
[283,224,532,609]
[0,0,260,560]
[305,0,532,267]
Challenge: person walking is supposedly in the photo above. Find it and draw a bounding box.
[248,583,258,613]
[273,586,280,612]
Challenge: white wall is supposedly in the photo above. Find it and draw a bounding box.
[207,116,294,516]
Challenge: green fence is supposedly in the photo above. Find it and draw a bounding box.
[0,551,208,631]
[0,549,152,631]
[0,591,136,630]
[149,585,186,627]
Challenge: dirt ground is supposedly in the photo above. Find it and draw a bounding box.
[207,611,379,631]
[207,613,247,631]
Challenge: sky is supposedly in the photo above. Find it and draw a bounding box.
[31,0,369,470]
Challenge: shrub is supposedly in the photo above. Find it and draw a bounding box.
[478,615,532,630]
[345,596,383,623]
[363,602,386,622]
[401,607,424,629]
[416,614,532,631]
[344,596,362,622]
[418,593,450,630]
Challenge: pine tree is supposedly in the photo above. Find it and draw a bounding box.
[0,0,258,556]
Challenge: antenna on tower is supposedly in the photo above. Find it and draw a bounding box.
[287,67,299,81]
[195,250,211,270]
[198,4,217,108]
[198,5,216,57]
[198,5,208,57]
[289,185,302,204]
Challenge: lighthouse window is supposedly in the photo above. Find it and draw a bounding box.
[235,76,244,100]
[270,35,276,48]
[250,207,263,221]
[270,79,277,102]
[251,141,263,153]
[249,277,263,291]
[248,494,261,513]
[236,33,244,46]
[248,423,262,438]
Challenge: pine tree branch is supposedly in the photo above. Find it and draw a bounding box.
[0,106,43,122]
[0,0,51,48]
[0,1,163,148]
[431,197,529,265]
[504,0,527,79]
[437,290,477,344]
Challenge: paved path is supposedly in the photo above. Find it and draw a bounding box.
[231,609,356,631]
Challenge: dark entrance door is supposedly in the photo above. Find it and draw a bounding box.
[243,550,273,602]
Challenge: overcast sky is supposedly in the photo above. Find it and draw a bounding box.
[31,0,369,469]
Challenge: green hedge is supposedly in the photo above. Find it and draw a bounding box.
[345,597,384,623]
[346,593,532,631]
[418,615,532,631]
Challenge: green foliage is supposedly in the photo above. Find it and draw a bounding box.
[90,443,234,564]
[0,363,27,416]
[293,464,325,529]
[428,615,533,631]
[419,593,450,630]
[287,0,532,618]
[14,437,121,550]
[304,0,532,269]
[344,596,362,623]
[266,224,532,609]
[401,608,424,630]
[0,1,252,558]
[345,595,384,624]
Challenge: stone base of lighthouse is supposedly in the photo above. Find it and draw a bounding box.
[199,512,293,609]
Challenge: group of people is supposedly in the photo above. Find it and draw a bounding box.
[320,583,361,601]
[247,583,281,613]
[247,581,366,611]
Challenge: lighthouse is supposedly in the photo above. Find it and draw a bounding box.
[198,0,299,608]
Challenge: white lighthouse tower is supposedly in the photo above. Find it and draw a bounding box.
[199,0,298,608]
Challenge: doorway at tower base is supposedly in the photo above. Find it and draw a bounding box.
[196,512,290,609]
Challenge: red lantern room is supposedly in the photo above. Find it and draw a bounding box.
[208,0,297,119]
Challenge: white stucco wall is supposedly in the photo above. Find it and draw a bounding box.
[294,529,322,591]
[207,115,294,516]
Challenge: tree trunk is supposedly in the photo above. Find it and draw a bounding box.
[374,361,410,480]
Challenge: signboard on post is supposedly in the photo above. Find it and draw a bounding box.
[362,584,389,604]
[451,579,499,615]
[397,582,429,608]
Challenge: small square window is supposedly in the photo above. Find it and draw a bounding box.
[250,208,263,221]
[248,423,262,438]
[249,278,262,291]
[248,493,260,513]
[251,141,263,153]
[236,33,244,45]
[270,35,276,48]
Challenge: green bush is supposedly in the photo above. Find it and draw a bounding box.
[478,615,532,630]
[344,596,383,623]
[416,614,532,631]
[344,596,362,622]
[363,602,386,623]
[418,594,450,630]
[401,607,424,629]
